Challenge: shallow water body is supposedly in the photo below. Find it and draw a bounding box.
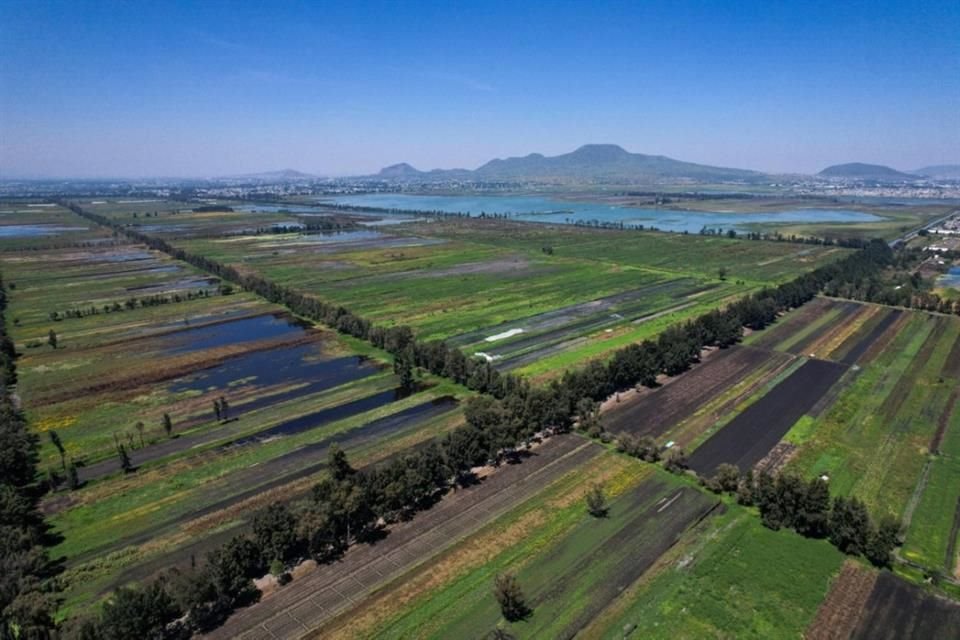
[328,194,882,233]
[938,266,960,289]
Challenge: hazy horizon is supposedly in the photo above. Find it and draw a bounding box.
[2,1,958,179]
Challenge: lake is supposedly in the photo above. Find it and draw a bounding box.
[326,194,883,234]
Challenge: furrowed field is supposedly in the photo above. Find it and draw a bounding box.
[0,201,469,616]
[82,200,848,379]
[5,196,960,638]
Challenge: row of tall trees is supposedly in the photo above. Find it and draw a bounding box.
[70,436,518,637]
[822,246,960,316]
[48,287,221,321]
[60,202,897,636]
[0,276,60,639]
[69,200,898,424]
[702,464,900,568]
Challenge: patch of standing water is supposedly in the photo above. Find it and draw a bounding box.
[938,266,960,289]
[168,343,377,408]
[284,229,385,244]
[327,194,883,234]
[101,250,155,262]
[0,225,90,237]
[160,313,309,355]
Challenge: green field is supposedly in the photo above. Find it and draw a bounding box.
[5,196,959,636]
[0,203,476,617]
[787,312,959,520]
[589,509,844,639]
[158,212,847,378]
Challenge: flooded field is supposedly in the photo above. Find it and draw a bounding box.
[0,223,91,237]
[0,200,468,617]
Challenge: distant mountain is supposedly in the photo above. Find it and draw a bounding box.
[371,144,765,183]
[473,144,761,181]
[223,169,317,181]
[376,163,423,179]
[817,163,915,181]
[913,165,960,179]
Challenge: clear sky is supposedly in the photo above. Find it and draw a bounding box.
[1,0,958,178]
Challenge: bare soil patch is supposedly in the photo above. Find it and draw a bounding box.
[835,309,902,366]
[931,390,959,454]
[784,300,859,356]
[688,358,848,475]
[805,561,877,640]
[942,332,960,380]
[850,572,960,640]
[754,442,798,476]
[603,346,774,440]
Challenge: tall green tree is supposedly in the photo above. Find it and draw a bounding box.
[327,444,355,482]
[48,429,66,471]
[493,573,530,622]
[585,483,608,517]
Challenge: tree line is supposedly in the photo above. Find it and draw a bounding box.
[823,246,960,316]
[52,200,904,636]
[0,276,60,639]
[700,463,900,568]
[46,287,224,322]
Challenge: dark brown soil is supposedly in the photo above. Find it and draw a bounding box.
[858,311,909,365]
[688,358,848,475]
[749,297,835,352]
[835,309,902,366]
[603,346,775,439]
[805,561,877,640]
[941,333,960,380]
[850,572,960,640]
[931,389,959,454]
[786,300,860,357]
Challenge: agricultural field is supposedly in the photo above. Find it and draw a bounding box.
[601,293,960,584]
[808,563,960,640]
[0,202,470,616]
[774,305,960,560]
[212,435,615,639]
[0,201,106,246]
[5,196,960,638]
[588,509,845,639]
[85,200,851,379]
[727,297,960,577]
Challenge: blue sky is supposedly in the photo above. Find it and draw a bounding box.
[1,0,958,177]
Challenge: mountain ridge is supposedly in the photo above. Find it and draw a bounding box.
[374,144,764,183]
[817,162,915,181]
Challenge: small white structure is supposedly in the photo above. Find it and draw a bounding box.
[484,328,524,342]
